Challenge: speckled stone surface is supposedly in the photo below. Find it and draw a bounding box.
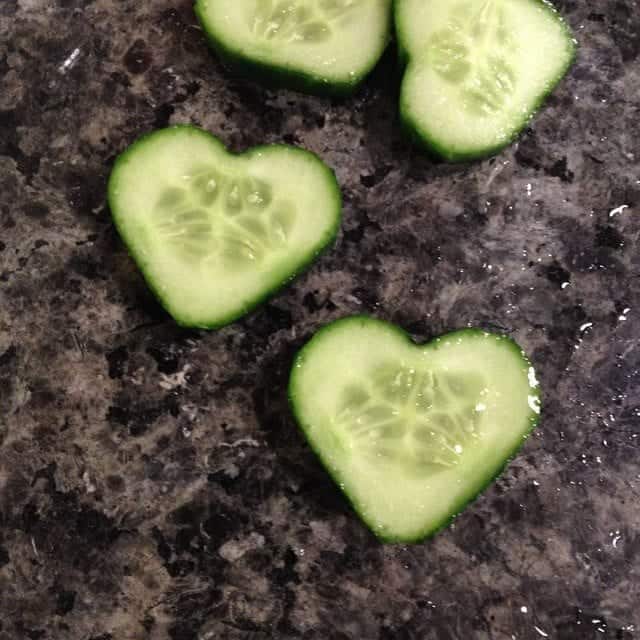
[1,1,639,639]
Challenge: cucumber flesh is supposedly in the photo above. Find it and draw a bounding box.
[289,317,541,543]
[396,0,576,161]
[195,0,393,95]
[108,126,341,329]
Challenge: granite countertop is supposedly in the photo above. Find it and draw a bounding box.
[1,1,639,639]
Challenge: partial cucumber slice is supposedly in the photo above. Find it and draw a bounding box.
[396,0,577,161]
[289,316,541,542]
[108,126,341,329]
[195,0,393,95]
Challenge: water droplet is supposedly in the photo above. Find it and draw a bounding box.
[528,395,541,414]
[609,204,629,218]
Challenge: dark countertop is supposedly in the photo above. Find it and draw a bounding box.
[1,1,639,639]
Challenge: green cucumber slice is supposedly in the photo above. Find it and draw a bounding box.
[194,0,393,96]
[289,316,541,543]
[108,126,341,329]
[396,0,577,161]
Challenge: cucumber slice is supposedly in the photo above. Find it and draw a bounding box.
[396,0,577,161]
[194,0,393,96]
[108,126,341,329]
[289,316,541,543]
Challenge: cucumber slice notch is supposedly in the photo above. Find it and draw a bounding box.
[396,0,577,161]
[195,0,393,95]
[108,126,341,329]
[289,316,542,543]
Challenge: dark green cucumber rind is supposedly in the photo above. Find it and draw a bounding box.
[395,0,578,162]
[107,125,342,330]
[194,1,390,97]
[395,10,410,72]
[288,316,542,544]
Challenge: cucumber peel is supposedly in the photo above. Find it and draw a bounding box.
[396,0,577,161]
[289,316,542,543]
[108,126,341,329]
[194,0,393,96]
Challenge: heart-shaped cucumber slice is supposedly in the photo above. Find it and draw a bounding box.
[395,0,576,161]
[289,316,541,542]
[108,126,341,329]
[195,0,393,95]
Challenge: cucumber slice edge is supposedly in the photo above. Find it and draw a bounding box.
[288,315,542,543]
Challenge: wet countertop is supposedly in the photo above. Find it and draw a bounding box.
[1,1,639,639]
